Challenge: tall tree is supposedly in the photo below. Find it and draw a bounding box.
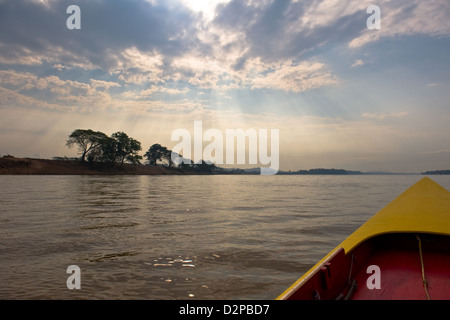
[95,136,117,164]
[144,143,174,166]
[110,132,142,165]
[66,129,142,165]
[66,129,108,162]
[145,144,165,166]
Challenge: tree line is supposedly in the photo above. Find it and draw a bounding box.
[66,129,142,165]
[66,129,216,172]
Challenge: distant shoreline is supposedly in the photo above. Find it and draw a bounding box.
[0,156,448,175]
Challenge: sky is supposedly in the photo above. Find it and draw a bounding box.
[0,0,450,172]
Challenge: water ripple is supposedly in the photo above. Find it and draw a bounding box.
[1,175,449,299]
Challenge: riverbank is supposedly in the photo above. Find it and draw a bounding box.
[0,156,185,175]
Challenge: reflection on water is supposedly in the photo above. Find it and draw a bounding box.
[1,174,449,299]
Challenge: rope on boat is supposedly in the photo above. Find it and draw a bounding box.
[335,254,357,300]
[348,254,355,285]
[344,280,357,300]
[416,235,431,300]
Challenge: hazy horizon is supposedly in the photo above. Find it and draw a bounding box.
[1,0,450,173]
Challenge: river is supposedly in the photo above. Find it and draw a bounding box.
[1,174,449,299]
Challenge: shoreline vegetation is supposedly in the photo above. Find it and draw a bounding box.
[1,155,448,175]
[1,129,448,175]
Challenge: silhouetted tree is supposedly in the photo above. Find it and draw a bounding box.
[66,129,108,162]
[193,160,217,172]
[110,132,142,165]
[67,129,142,165]
[145,144,172,166]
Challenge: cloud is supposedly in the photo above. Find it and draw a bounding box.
[0,69,207,114]
[211,0,450,63]
[109,47,165,84]
[1,0,449,118]
[0,0,197,68]
[0,0,345,96]
[0,86,61,110]
[90,79,121,90]
[0,70,110,111]
[181,0,231,21]
[361,112,409,120]
[52,64,71,71]
[348,0,450,48]
[351,59,365,67]
[420,149,450,155]
[212,0,372,65]
[4,0,447,98]
[390,112,409,118]
[2,0,448,68]
[246,60,338,92]
[124,86,189,99]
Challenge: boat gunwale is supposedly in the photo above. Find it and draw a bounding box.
[277,230,450,300]
[277,177,450,300]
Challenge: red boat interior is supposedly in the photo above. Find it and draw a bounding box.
[286,233,450,300]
